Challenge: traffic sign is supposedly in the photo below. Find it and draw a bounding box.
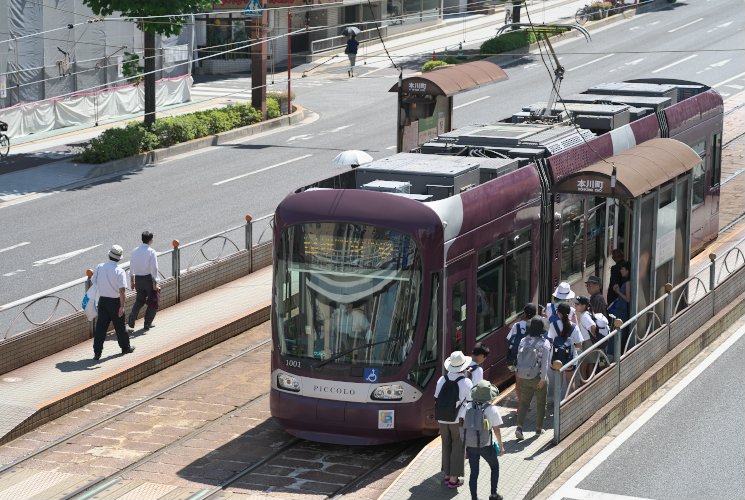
[244,0,263,17]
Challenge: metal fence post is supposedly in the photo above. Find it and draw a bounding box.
[664,283,673,352]
[614,318,623,394]
[85,268,94,338]
[709,253,717,318]
[552,360,562,444]
[245,215,253,274]
[172,240,181,303]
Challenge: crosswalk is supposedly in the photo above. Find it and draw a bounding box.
[190,74,329,104]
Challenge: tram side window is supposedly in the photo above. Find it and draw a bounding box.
[410,274,439,388]
[561,201,584,283]
[711,134,722,187]
[451,280,467,352]
[505,233,531,322]
[692,140,706,206]
[476,255,503,340]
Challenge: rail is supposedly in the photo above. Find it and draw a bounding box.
[310,25,388,54]
[0,213,274,341]
[551,234,745,443]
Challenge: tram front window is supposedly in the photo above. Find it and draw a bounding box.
[275,222,422,366]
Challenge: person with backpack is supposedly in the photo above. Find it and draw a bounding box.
[545,282,577,327]
[506,303,537,407]
[434,351,473,489]
[514,316,551,440]
[546,302,584,395]
[575,296,610,380]
[459,380,504,500]
[467,343,490,384]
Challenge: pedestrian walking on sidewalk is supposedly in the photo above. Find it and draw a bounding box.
[506,303,537,407]
[434,351,473,489]
[128,231,160,331]
[460,380,504,500]
[514,316,551,440]
[92,245,135,360]
[345,33,359,77]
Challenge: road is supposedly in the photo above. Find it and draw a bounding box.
[0,0,743,305]
[546,322,745,500]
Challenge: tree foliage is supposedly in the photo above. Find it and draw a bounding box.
[81,0,217,36]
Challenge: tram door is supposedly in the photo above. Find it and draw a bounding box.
[445,253,476,356]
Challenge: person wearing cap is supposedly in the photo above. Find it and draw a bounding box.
[546,282,576,325]
[468,343,490,384]
[515,316,551,440]
[91,245,135,360]
[434,351,473,489]
[458,380,504,500]
[128,231,160,331]
[505,303,537,406]
[584,275,608,319]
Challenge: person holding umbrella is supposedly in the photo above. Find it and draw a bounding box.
[344,29,360,77]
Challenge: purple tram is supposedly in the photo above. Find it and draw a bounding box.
[270,79,723,444]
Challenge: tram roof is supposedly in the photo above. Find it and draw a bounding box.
[552,138,701,199]
[389,61,509,97]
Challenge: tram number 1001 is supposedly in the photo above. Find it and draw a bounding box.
[286,359,301,368]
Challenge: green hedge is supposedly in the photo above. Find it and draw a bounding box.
[77,100,279,164]
[422,60,449,72]
[480,26,568,56]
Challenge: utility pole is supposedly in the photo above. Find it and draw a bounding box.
[250,0,267,119]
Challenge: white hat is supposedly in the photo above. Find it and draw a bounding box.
[108,244,123,261]
[553,282,575,300]
[444,351,472,373]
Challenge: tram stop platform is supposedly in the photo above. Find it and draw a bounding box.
[0,267,272,446]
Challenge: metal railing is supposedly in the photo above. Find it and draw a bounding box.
[551,235,745,443]
[310,26,389,54]
[0,213,274,341]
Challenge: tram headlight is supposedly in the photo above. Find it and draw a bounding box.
[371,384,404,401]
[277,372,301,392]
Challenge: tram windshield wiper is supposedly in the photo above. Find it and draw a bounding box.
[313,336,404,369]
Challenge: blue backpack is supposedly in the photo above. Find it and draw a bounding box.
[549,307,573,366]
[506,322,526,367]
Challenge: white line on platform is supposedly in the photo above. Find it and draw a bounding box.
[668,17,703,33]
[566,54,615,72]
[713,71,745,88]
[454,96,490,110]
[0,242,30,254]
[549,323,745,500]
[32,244,101,266]
[213,154,312,186]
[652,54,697,74]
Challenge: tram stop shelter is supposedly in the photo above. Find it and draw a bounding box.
[552,138,702,322]
[389,61,508,153]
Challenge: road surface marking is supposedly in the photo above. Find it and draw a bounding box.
[0,242,30,254]
[667,17,703,33]
[549,323,745,500]
[213,154,312,186]
[385,145,397,150]
[713,71,745,88]
[552,488,654,500]
[652,54,697,74]
[709,59,731,68]
[566,54,615,73]
[32,244,101,266]
[454,96,490,110]
[3,270,26,277]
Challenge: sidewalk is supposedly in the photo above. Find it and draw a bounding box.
[0,267,271,446]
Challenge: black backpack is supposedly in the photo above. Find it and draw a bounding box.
[434,376,465,421]
[551,334,573,366]
[506,323,526,366]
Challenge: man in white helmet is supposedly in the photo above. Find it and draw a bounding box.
[91,245,135,360]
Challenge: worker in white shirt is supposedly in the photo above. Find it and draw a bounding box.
[92,245,135,360]
[127,231,160,331]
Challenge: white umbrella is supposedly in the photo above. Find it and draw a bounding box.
[333,150,373,167]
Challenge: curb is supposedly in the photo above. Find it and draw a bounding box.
[520,295,745,500]
[0,302,271,447]
[76,104,307,180]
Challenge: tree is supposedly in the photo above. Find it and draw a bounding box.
[82,0,216,128]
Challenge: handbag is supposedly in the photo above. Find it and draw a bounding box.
[146,289,161,309]
[82,283,98,321]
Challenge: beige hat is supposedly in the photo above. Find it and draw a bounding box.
[108,244,123,261]
[444,351,472,373]
[553,282,575,300]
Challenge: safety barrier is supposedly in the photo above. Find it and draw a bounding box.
[310,26,389,53]
[0,213,274,375]
[552,237,745,444]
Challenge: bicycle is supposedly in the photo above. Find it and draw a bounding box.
[575,5,590,25]
[0,121,9,159]
[504,2,513,24]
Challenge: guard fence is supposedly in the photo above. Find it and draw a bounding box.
[0,213,274,375]
[552,237,745,444]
